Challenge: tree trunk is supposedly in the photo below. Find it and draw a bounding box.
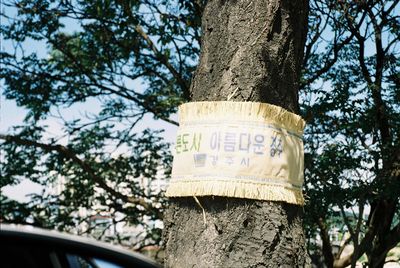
[367,199,398,268]
[163,0,309,267]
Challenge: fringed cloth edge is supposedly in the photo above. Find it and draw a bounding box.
[179,101,305,135]
[166,180,304,205]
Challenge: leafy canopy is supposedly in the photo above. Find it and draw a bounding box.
[1,0,204,248]
[1,0,399,265]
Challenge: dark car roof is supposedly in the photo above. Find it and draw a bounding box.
[0,224,160,268]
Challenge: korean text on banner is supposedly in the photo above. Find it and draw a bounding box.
[165,101,306,205]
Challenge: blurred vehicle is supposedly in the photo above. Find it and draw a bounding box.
[0,224,160,268]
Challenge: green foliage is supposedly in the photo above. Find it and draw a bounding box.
[1,124,172,242]
[1,0,204,248]
[1,0,399,264]
[1,0,204,122]
[302,0,399,266]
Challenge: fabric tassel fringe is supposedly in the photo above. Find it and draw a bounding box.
[166,180,304,205]
[166,101,306,205]
[179,101,305,134]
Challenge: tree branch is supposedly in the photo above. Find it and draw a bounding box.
[339,1,373,86]
[333,252,353,268]
[301,3,369,89]
[135,25,190,100]
[47,36,180,126]
[340,206,356,241]
[317,217,335,268]
[387,222,400,250]
[336,236,352,261]
[0,134,163,219]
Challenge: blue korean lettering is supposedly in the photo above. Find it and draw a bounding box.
[270,134,283,157]
[239,133,251,152]
[210,132,221,151]
[210,155,219,166]
[240,157,250,167]
[225,156,234,165]
[253,134,265,155]
[224,132,236,152]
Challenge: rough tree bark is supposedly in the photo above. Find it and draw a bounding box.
[163,0,309,267]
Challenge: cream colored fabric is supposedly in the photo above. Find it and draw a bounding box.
[166,101,306,205]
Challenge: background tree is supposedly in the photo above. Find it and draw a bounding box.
[1,0,399,266]
[0,0,204,250]
[302,1,400,267]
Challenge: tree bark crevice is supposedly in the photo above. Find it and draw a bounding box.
[164,197,310,267]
